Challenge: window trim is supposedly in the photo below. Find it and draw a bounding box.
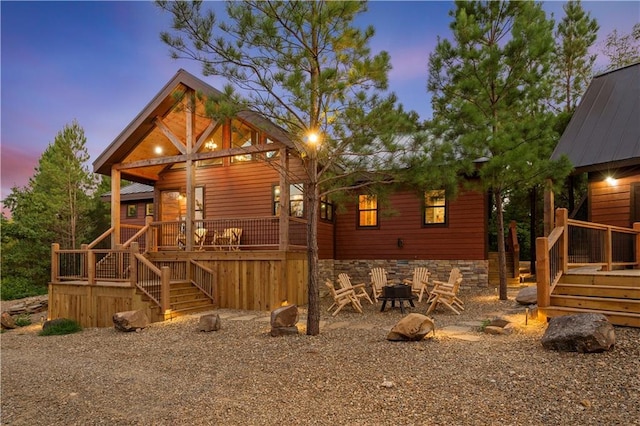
[357,194,379,229]
[126,204,138,218]
[320,195,334,223]
[423,189,448,227]
[273,183,305,218]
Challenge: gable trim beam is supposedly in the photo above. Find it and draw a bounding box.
[153,116,187,155]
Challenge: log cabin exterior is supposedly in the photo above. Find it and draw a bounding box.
[49,69,490,327]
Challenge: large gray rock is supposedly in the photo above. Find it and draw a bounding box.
[387,313,435,341]
[541,313,615,353]
[113,310,149,332]
[271,304,299,328]
[516,286,538,305]
[198,314,221,332]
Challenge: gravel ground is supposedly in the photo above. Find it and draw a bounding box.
[2,287,639,426]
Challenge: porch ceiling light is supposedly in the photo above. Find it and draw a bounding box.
[205,141,217,150]
[154,146,163,155]
[606,176,617,186]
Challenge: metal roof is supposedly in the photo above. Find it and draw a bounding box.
[551,62,640,173]
[101,182,154,201]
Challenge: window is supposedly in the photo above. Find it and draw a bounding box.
[273,184,305,218]
[424,190,446,225]
[265,137,279,159]
[320,196,334,222]
[145,203,154,217]
[126,204,137,218]
[231,119,257,163]
[358,195,378,227]
[160,187,205,221]
[198,123,224,167]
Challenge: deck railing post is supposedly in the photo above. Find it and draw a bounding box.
[556,208,568,273]
[605,226,613,271]
[145,216,154,252]
[634,223,640,269]
[51,243,60,283]
[130,242,139,287]
[535,236,550,309]
[86,245,96,285]
[161,266,171,313]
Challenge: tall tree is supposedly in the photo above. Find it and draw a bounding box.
[600,23,640,71]
[157,0,418,335]
[428,0,572,300]
[2,121,96,290]
[552,0,599,117]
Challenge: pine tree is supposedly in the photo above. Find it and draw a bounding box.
[600,23,640,71]
[553,0,599,116]
[157,0,418,334]
[428,0,572,300]
[2,121,96,292]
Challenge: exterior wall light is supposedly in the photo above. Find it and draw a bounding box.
[605,176,617,186]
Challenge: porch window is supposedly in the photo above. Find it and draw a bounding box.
[358,195,378,228]
[198,123,224,167]
[424,190,446,225]
[231,119,257,163]
[320,196,334,222]
[273,184,304,218]
[160,187,205,221]
[265,137,279,159]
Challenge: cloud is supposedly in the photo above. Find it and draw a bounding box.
[1,145,39,200]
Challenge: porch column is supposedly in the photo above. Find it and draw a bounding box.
[185,91,195,250]
[635,223,640,269]
[279,147,290,250]
[111,167,121,249]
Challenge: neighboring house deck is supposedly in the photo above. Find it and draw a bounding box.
[539,63,640,327]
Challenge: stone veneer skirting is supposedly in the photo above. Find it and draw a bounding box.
[319,259,489,289]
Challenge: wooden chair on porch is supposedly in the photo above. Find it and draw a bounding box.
[337,273,373,305]
[403,267,430,302]
[194,228,208,251]
[325,280,363,316]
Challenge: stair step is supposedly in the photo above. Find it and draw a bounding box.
[542,306,640,327]
[554,283,640,299]
[550,294,640,314]
[171,298,215,310]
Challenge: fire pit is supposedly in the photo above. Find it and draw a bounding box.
[380,284,415,313]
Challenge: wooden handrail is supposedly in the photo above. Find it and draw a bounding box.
[568,218,640,234]
[122,223,151,249]
[87,227,114,249]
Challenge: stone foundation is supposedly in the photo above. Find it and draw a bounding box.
[320,259,488,288]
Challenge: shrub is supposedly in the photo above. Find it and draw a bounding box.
[39,318,82,336]
[1,277,48,301]
[14,314,32,327]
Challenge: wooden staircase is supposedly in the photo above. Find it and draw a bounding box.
[145,281,215,320]
[545,273,640,327]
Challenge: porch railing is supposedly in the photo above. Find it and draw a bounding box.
[536,208,640,308]
[146,216,308,251]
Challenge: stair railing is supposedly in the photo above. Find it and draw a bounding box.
[129,242,170,313]
[536,209,568,309]
[190,260,217,304]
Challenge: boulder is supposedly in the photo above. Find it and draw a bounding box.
[112,310,149,332]
[270,326,299,337]
[387,313,435,341]
[271,304,299,328]
[516,286,538,305]
[1,312,16,329]
[198,314,221,332]
[541,313,615,353]
[270,304,299,337]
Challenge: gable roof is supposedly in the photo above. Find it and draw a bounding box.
[551,62,640,173]
[93,69,295,181]
[100,182,154,202]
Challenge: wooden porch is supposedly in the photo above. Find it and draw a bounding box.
[536,208,640,327]
[49,217,309,328]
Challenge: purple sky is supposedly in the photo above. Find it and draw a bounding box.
[2,1,639,209]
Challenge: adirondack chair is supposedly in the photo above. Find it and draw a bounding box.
[426,268,464,315]
[403,267,430,302]
[325,280,363,316]
[369,267,389,303]
[338,273,373,305]
[194,228,208,251]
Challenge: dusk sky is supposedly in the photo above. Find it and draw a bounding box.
[2,1,639,207]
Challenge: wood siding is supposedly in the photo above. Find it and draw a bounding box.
[335,187,487,260]
[589,170,640,228]
[120,201,151,226]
